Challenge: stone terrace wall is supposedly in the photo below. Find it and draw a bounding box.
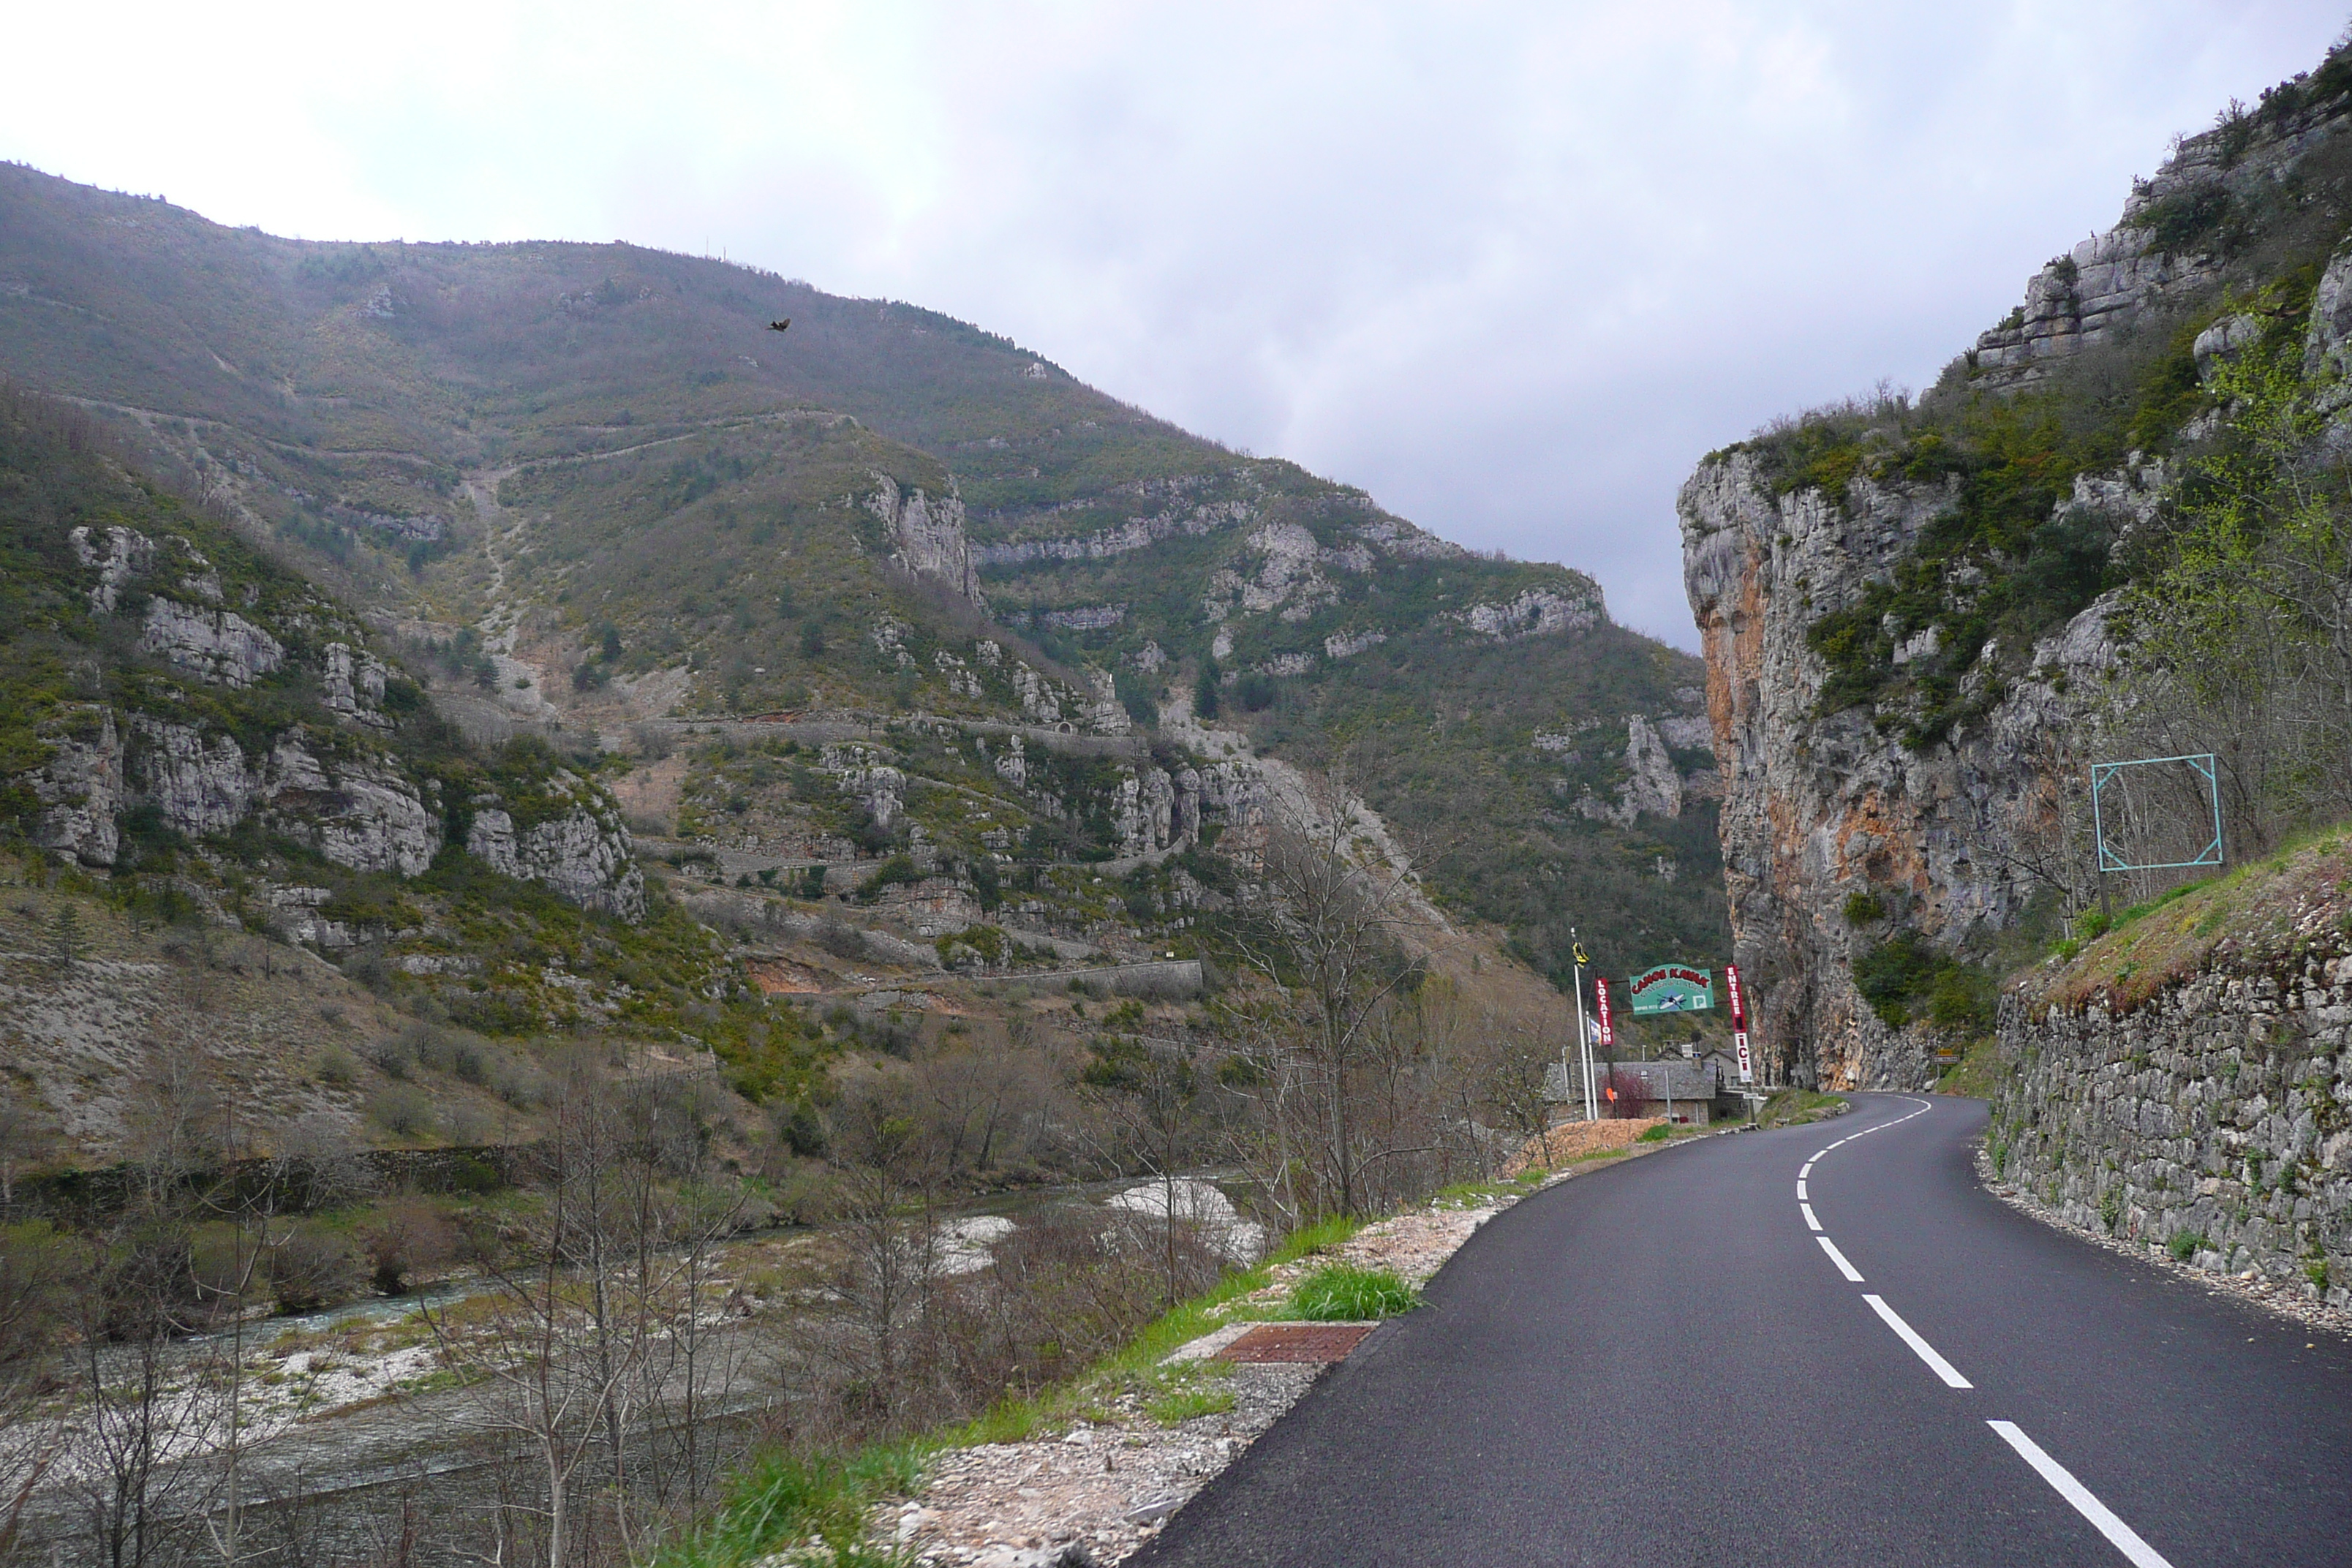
[1989,951,2352,1307]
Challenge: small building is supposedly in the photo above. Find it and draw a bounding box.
[1542,1055,1740,1125]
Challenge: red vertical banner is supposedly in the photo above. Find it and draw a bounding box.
[1594,976,1614,1048]
[1725,962,1754,1085]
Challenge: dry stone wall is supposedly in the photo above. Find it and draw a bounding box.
[1990,951,2352,1307]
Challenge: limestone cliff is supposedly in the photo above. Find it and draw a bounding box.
[1681,456,2123,1087]
[9,434,650,927]
[467,777,647,922]
[1681,54,2352,1088]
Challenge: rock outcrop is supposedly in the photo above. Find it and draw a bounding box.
[868,472,986,608]
[24,515,652,920]
[257,736,442,878]
[29,707,124,867]
[1674,75,2352,1087]
[139,597,284,687]
[1453,585,1604,641]
[467,781,646,921]
[1681,453,2120,1088]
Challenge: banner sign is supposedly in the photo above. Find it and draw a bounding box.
[1628,964,1714,1015]
[1725,962,1753,1084]
[1594,977,1615,1048]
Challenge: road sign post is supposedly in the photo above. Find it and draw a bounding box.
[1725,962,1754,1088]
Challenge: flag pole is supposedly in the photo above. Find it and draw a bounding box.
[1572,930,1596,1123]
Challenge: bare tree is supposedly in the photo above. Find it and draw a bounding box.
[0,1223,65,1562]
[426,1068,649,1568]
[1079,1014,1207,1308]
[1229,785,1436,1215]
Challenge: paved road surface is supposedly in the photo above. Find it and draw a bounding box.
[1131,1093,2352,1567]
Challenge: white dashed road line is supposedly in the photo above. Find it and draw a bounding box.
[1863,1294,1972,1388]
[1798,1098,2176,1567]
[1987,1422,2178,1568]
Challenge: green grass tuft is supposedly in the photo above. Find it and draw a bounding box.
[1283,1264,1417,1322]
[647,1441,929,1568]
[1145,1378,1237,1427]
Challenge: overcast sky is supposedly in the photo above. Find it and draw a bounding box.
[7,3,2346,647]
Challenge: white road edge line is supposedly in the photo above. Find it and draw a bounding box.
[1799,1162,1814,1177]
[1801,1203,1823,1232]
[1817,1236,1864,1281]
[1796,1179,1809,1199]
[1863,1294,1972,1388]
[1987,1421,2176,1568]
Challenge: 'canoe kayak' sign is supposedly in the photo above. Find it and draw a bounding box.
[1628,964,1714,1015]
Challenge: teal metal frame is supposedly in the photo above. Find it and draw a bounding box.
[2090,753,2224,873]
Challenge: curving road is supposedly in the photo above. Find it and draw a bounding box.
[1130,1094,2352,1567]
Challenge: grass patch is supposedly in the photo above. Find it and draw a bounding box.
[649,1443,927,1568]
[2036,825,2352,1014]
[1432,1172,1546,1208]
[1282,1264,1417,1322]
[1935,1038,2008,1099]
[1144,1371,1236,1427]
[1755,1089,1850,1128]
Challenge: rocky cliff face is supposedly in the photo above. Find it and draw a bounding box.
[868,472,987,608]
[1681,459,2127,1086]
[20,505,647,924]
[467,779,646,921]
[1680,64,2352,1087]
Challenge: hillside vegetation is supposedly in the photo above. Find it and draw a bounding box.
[0,161,1727,992]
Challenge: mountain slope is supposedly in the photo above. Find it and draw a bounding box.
[0,162,1727,988]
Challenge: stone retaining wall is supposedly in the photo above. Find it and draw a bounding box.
[1989,951,2352,1307]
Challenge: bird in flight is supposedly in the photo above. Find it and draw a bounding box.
[767,319,791,332]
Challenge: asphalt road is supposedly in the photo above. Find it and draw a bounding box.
[1129,1094,2352,1567]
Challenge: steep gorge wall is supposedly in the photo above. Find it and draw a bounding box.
[1680,67,2352,1087]
[1679,459,2117,1087]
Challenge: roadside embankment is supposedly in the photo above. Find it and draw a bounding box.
[691,1128,1717,1568]
[1987,832,2352,1313]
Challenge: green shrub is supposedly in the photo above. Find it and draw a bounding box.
[1855,930,1996,1032]
[1842,891,1887,927]
[1638,1123,1671,1143]
[269,1229,361,1313]
[852,853,919,903]
[2168,1230,2205,1263]
[1285,1264,1417,1322]
[368,1084,436,1138]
